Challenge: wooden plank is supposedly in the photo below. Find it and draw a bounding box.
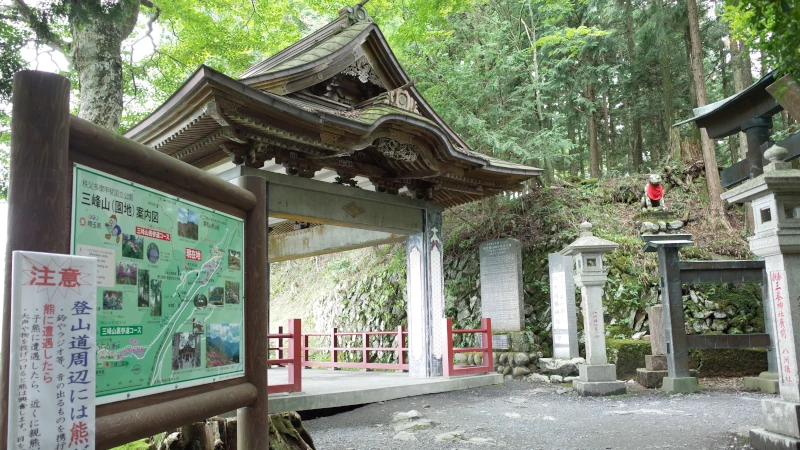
[69,116,257,212]
[686,333,770,349]
[97,383,258,449]
[2,71,72,448]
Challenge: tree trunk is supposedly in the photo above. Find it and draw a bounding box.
[71,2,140,131]
[625,0,643,171]
[731,39,753,160]
[587,83,601,178]
[687,0,730,227]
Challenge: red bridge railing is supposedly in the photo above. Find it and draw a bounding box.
[302,326,409,371]
[443,318,494,377]
[268,318,302,394]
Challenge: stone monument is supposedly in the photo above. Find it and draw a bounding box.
[722,144,800,450]
[562,222,626,396]
[480,238,524,333]
[548,253,579,359]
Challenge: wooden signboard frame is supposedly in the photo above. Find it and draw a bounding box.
[1,71,270,449]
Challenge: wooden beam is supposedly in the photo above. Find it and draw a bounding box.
[270,224,407,262]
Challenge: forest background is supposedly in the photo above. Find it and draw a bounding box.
[0,0,798,200]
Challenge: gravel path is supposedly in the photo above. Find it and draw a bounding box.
[304,379,772,449]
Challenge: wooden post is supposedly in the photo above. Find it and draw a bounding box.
[331,327,339,369]
[288,319,302,393]
[397,325,405,372]
[483,318,493,374]
[235,176,269,450]
[278,325,285,365]
[1,71,72,447]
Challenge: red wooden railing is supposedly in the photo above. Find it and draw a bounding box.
[268,318,302,394]
[443,318,494,377]
[302,326,409,371]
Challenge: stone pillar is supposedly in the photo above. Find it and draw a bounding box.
[744,270,780,394]
[722,145,800,450]
[741,117,772,179]
[548,254,579,359]
[406,209,445,378]
[562,222,626,396]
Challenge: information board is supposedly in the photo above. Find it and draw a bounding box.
[71,165,245,404]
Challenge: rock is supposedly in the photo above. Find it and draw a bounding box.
[393,431,418,441]
[632,331,646,341]
[499,353,509,365]
[467,437,497,445]
[435,430,465,442]
[492,353,498,364]
[454,353,468,364]
[502,366,512,376]
[658,221,667,231]
[467,353,476,365]
[564,376,579,382]
[513,353,530,366]
[711,320,728,332]
[529,373,550,383]
[539,357,585,376]
[393,418,435,432]
[475,354,483,365]
[513,366,531,377]
[504,374,514,381]
[667,220,684,230]
[689,291,700,304]
[550,375,564,383]
[633,311,647,332]
[640,222,659,234]
[713,311,728,319]
[392,410,422,422]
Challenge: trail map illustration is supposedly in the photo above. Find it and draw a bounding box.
[71,165,245,403]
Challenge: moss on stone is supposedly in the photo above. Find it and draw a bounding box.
[607,339,651,378]
[689,348,768,377]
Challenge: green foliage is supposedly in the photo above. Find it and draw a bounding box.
[725,0,800,76]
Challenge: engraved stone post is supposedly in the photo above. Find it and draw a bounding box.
[562,222,626,396]
[722,145,800,450]
[548,254,579,359]
[406,210,445,377]
[479,238,524,332]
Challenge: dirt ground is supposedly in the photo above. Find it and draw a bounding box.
[304,378,771,450]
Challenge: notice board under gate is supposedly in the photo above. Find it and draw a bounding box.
[1,71,270,449]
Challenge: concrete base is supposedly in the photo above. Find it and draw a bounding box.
[573,380,627,397]
[645,355,667,371]
[751,428,800,450]
[746,372,781,394]
[637,368,698,389]
[662,376,700,394]
[579,363,617,382]
[762,399,800,438]
[266,368,503,413]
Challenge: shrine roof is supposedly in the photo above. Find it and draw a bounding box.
[124,4,540,207]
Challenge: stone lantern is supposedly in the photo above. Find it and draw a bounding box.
[562,222,626,396]
[722,144,800,450]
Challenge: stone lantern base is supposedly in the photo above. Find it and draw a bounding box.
[744,372,780,394]
[662,376,699,394]
[572,363,627,397]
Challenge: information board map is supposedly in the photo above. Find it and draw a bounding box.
[71,165,245,404]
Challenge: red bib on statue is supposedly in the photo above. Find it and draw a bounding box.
[646,184,663,201]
